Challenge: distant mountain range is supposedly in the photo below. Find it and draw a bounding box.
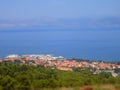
[0,17,120,29]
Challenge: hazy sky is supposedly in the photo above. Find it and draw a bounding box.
[0,0,120,29]
[0,0,120,18]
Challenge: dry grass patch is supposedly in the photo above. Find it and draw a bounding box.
[94,84,117,90]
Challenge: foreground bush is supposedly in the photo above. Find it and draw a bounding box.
[0,63,120,90]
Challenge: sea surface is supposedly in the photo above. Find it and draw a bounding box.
[0,28,120,61]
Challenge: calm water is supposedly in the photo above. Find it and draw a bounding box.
[0,28,120,61]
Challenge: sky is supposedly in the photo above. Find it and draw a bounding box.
[0,0,120,29]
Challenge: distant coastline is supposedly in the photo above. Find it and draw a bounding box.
[0,54,120,63]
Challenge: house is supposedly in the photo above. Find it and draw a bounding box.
[0,59,2,63]
[57,66,72,71]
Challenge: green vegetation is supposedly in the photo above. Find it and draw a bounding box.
[0,62,120,90]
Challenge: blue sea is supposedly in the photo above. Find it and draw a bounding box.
[0,28,120,62]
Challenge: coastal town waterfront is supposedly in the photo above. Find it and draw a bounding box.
[0,54,120,77]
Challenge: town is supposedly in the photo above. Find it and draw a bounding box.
[0,54,120,77]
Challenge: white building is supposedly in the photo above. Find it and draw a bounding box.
[6,54,19,58]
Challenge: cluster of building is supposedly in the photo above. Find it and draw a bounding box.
[0,54,120,76]
[5,54,64,60]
